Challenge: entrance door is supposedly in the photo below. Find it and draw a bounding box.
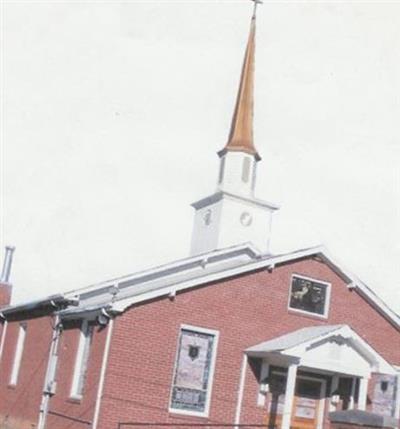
[265,373,325,429]
[291,378,324,429]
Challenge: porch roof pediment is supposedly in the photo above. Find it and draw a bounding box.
[246,325,396,377]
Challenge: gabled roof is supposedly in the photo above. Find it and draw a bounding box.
[246,325,345,353]
[246,324,397,376]
[2,243,399,330]
[60,244,399,329]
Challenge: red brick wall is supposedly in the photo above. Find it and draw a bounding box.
[0,317,53,429]
[0,284,12,353]
[0,283,12,307]
[97,257,400,429]
[0,317,108,429]
[0,323,5,360]
[45,320,108,429]
[0,257,398,429]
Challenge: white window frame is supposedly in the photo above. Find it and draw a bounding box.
[70,320,93,400]
[288,274,331,319]
[9,323,27,386]
[169,324,219,418]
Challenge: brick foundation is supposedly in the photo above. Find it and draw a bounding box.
[329,410,398,429]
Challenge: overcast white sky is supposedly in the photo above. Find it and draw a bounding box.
[1,1,399,313]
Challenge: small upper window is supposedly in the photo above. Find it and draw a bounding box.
[218,157,225,184]
[289,275,330,317]
[9,323,27,386]
[170,325,219,417]
[242,157,251,183]
[70,320,93,399]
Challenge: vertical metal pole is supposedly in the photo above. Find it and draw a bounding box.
[37,315,61,429]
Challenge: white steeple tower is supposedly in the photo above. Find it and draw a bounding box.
[190,6,279,256]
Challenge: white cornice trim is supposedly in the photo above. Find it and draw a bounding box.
[5,244,400,330]
[191,191,280,211]
[65,242,261,298]
[106,245,399,330]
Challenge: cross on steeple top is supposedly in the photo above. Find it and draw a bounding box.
[251,0,263,19]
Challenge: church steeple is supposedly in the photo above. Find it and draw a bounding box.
[216,9,262,197]
[189,2,278,257]
[219,13,260,161]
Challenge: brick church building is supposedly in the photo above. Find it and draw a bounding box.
[0,5,399,429]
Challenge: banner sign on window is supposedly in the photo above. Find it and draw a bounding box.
[372,374,398,417]
[171,329,215,413]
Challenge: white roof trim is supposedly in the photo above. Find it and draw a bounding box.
[288,325,395,375]
[108,245,399,329]
[191,191,280,211]
[6,243,400,331]
[64,242,261,298]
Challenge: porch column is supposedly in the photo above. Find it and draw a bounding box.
[358,377,368,410]
[349,377,356,410]
[257,360,270,407]
[329,374,339,412]
[281,363,298,429]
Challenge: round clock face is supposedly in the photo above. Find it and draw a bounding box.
[240,211,253,227]
[203,209,212,226]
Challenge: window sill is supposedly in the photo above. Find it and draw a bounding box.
[288,308,328,321]
[168,409,209,420]
[68,395,83,404]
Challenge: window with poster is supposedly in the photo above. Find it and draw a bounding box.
[289,275,331,318]
[169,325,219,417]
[372,374,398,417]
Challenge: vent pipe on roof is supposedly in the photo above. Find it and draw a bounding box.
[0,246,15,284]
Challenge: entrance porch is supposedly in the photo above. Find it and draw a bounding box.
[245,325,398,429]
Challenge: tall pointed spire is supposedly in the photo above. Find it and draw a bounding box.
[220,7,260,161]
[190,1,279,257]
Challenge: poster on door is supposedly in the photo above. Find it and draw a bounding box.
[294,397,317,419]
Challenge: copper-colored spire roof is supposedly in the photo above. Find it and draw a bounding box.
[219,13,260,161]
